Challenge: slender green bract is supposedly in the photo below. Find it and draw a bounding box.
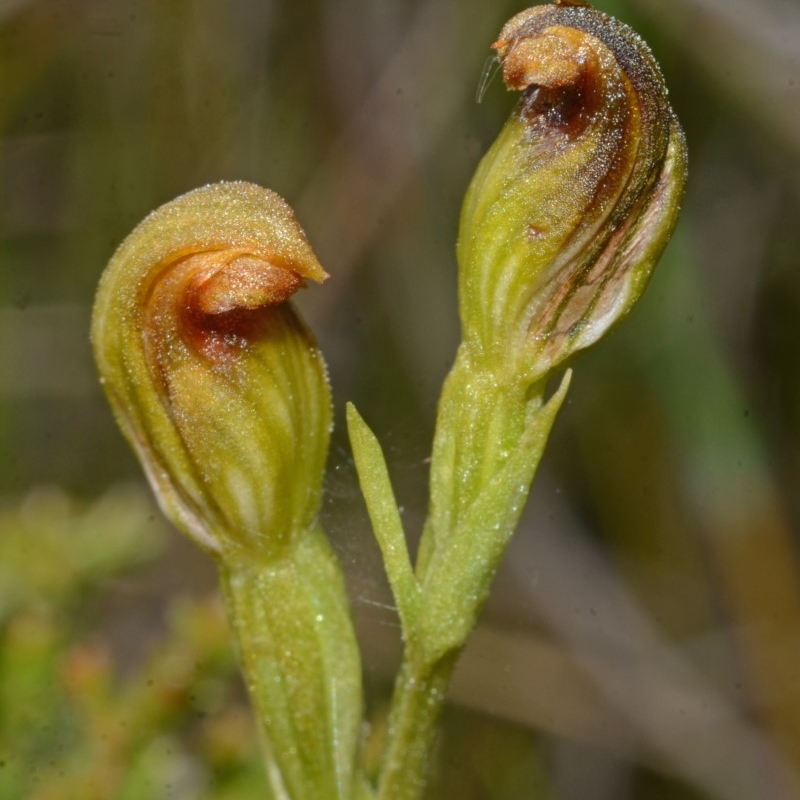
[92,3,686,799]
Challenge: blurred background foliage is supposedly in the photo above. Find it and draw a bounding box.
[0,0,799,798]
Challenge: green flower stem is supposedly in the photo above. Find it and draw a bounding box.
[417,351,570,661]
[356,349,570,800]
[421,349,538,580]
[220,524,363,800]
[375,657,457,800]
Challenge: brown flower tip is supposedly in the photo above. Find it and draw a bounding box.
[493,26,590,92]
[192,254,304,315]
[175,250,305,362]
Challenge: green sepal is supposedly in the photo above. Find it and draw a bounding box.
[458,4,687,385]
[91,182,331,559]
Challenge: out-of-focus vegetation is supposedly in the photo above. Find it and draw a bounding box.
[1,0,799,798]
[0,486,266,799]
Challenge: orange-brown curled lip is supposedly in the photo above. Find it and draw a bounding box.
[179,252,305,362]
[144,248,308,365]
